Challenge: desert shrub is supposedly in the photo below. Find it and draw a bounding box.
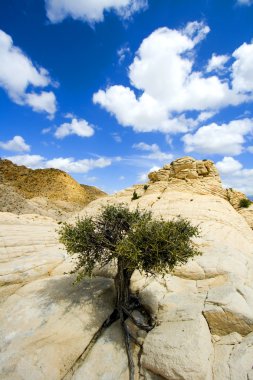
[131,190,140,201]
[143,184,149,191]
[239,198,252,208]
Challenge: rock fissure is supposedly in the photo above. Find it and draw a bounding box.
[62,310,118,380]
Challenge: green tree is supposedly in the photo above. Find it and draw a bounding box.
[59,204,201,379]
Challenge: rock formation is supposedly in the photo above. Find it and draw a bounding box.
[0,159,106,220]
[148,156,253,230]
[148,156,221,182]
[1,156,253,379]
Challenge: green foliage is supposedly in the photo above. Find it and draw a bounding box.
[239,198,252,208]
[59,204,201,280]
[116,216,201,275]
[131,190,141,201]
[143,184,149,191]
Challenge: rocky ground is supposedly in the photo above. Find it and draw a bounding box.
[1,157,253,379]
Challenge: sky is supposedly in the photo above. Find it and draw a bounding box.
[0,0,253,195]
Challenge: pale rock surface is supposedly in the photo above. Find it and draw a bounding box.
[0,275,114,380]
[0,213,116,380]
[141,316,213,380]
[73,157,253,379]
[0,212,65,300]
[1,156,253,379]
[68,321,129,380]
[238,204,253,229]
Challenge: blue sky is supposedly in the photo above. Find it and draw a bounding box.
[0,0,253,195]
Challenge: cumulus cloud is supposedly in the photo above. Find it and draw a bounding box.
[94,86,196,133]
[6,154,45,168]
[216,156,253,195]
[45,0,148,23]
[6,154,112,173]
[45,157,111,172]
[54,118,95,139]
[206,54,229,72]
[26,91,57,117]
[133,142,173,160]
[183,119,253,155]
[0,30,56,116]
[232,41,253,93]
[0,136,30,152]
[216,156,243,174]
[94,21,253,135]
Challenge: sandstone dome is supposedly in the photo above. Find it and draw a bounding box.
[1,156,253,380]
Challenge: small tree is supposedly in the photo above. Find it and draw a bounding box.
[59,204,201,379]
[131,190,140,201]
[239,198,251,208]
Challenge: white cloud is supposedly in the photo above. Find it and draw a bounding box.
[232,42,253,93]
[216,156,253,195]
[133,142,173,160]
[26,91,57,117]
[93,85,193,133]
[94,22,253,134]
[46,157,111,172]
[45,0,148,23]
[183,118,253,155]
[237,0,253,5]
[117,45,131,64]
[6,154,112,173]
[0,30,56,116]
[54,118,95,139]
[64,112,75,119]
[133,142,159,152]
[6,154,45,168]
[216,156,243,174]
[206,54,229,73]
[0,136,30,152]
[165,135,173,148]
[196,111,216,122]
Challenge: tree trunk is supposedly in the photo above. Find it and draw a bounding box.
[114,258,135,379]
[114,257,134,311]
[114,259,154,380]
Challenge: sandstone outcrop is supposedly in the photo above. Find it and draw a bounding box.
[148,157,253,230]
[0,159,106,220]
[148,156,221,182]
[1,156,253,379]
